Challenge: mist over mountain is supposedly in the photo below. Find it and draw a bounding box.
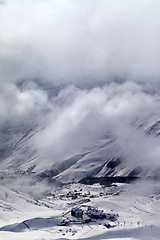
[0,0,160,181]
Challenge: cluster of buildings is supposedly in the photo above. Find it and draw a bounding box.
[71,206,116,223]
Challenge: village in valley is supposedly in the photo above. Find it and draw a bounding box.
[1,174,160,239]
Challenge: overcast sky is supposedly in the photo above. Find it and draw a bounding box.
[1,0,160,84]
[0,0,160,171]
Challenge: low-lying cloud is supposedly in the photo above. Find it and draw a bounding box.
[32,82,160,171]
[0,0,160,172]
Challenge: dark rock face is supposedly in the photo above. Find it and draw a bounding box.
[79,176,139,186]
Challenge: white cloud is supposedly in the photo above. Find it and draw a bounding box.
[0,81,49,126]
[0,0,160,172]
[32,82,160,170]
[0,0,160,84]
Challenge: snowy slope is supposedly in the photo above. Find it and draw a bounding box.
[1,114,160,183]
[1,181,160,240]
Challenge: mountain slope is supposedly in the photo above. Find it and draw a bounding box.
[1,114,160,183]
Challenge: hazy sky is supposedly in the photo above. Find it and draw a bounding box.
[0,0,160,171]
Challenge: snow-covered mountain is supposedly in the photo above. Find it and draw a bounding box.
[1,0,160,238]
[1,108,160,184]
